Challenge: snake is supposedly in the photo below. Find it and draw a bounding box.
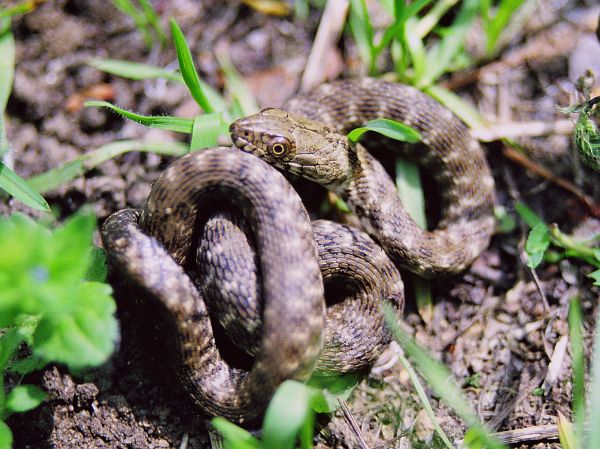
[102,147,404,422]
[101,77,494,422]
[231,78,496,278]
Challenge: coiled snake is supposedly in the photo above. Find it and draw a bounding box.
[101,78,494,422]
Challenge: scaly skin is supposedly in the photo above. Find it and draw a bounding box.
[102,147,404,422]
[231,78,496,278]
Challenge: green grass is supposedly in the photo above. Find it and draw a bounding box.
[558,297,600,449]
[87,19,255,153]
[110,0,167,49]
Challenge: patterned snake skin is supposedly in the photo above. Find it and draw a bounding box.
[101,78,494,421]
[102,148,404,422]
[232,78,496,277]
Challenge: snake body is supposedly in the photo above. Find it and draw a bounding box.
[102,78,494,421]
[102,147,404,421]
[231,78,495,277]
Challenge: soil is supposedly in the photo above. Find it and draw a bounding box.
[3,0,600,448]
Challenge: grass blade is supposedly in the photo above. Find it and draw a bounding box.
[347,118,421,143]
[417,0,480,88]
[211,418,261,449]
[137,0,167,45]
[586,302,600,448]
[88,58,182,82]
[85,100,194,134]
[190,113,222,151]
[513,201,544,228]
[0,162,50,212]
[395,348,453,448]
[170,19,214,113]
[424,85,489,131]
[483,0,525,57]
[262,381,318,449]
[88,58,228,112]
[215,48,259,117]
[414,0,459,38]
[111,0,153,48]
[557,411,577,449]
[348,0,375,73]
[395,158,426,228]
[0,18,15,157]
[568,297,585,447]
[27,140,189,193]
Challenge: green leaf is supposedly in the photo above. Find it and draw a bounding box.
[33,282,117,369]
[5,385,46,414]
[347,118,421,143]
[0,211,117,374]
[262,380,319,449]
[170,19,214,113]
[524,222,550,268]
[85,101,194,134]
[0,213,52,324]
[0,421,13,449]
[211,418,262,449]
[190,113,222,151]
[8,354,46,375]
[88,58,182,82]
[513,201,544,228]
[494,205,517,233]
[0,163,50,212]
[86,248,108,282]
[395,158,426,228]
[0,328,27,370]
[49,210,96,285]
[590,269,600,286]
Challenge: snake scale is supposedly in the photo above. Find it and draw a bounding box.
[101,78,495,422]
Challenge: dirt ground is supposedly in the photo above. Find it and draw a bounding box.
[3,0,600,448]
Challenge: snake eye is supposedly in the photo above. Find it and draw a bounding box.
[267,137,291,157]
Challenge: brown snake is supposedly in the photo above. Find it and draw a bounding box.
[232,78,495,277]
[101,78,494,421]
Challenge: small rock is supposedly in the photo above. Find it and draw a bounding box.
[413,409,435,444]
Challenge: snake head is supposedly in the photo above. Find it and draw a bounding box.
[230,108,353,186]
